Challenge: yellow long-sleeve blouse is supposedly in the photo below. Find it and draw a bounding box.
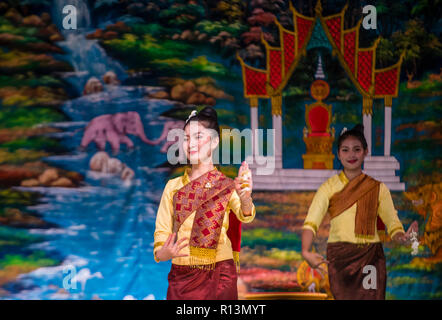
[153,168,256,265]
[302,171,405,243]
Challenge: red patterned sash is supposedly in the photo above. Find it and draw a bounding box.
[173,168,237,269]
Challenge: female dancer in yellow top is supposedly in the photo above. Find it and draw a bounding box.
[301,124,417,299]
[153,106,255,300]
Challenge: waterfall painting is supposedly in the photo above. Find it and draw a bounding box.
[0,0,441,300]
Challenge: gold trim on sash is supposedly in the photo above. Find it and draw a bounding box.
[189,246,217,270]
[232,251,240,273]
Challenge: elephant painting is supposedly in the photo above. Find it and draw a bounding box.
[80,111,158,154]
[89,151,135,182]
[152,120,186,153]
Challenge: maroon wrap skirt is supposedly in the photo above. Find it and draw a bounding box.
[166,259,238,300]
[327,242,386,300]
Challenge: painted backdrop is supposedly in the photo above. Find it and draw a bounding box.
[0,0,441,299]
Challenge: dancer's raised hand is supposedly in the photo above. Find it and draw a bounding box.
[234,161,253,199]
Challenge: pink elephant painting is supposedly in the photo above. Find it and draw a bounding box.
[80,111,159,154]
[153,120,186,153]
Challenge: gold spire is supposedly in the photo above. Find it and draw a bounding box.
[315,0,323,15]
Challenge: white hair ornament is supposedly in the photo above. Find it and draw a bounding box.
[186,110,198,123]
[340,127,348,136]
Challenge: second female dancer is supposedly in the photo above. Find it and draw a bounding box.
[153,106,255,300]
[301,124,417,300]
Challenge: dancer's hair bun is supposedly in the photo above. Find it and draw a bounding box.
[352,124,364,134]
[183,106,220,136]
[198,106,218,121]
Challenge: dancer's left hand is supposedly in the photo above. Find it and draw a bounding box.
[393,221,418,244]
